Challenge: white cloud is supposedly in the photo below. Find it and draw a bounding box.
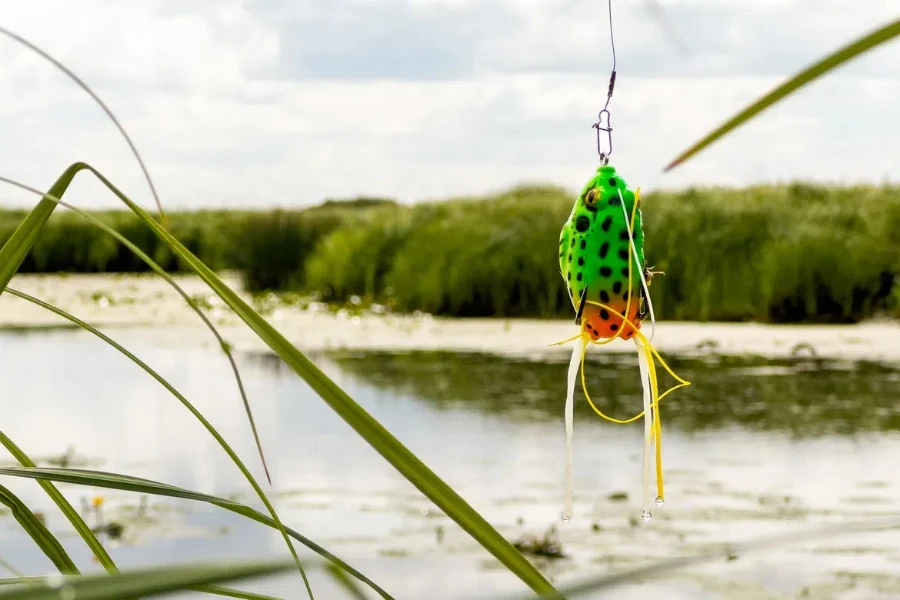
[0,0,896,210]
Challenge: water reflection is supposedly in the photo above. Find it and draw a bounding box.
[313,350,900,436]
[1,329,900,600]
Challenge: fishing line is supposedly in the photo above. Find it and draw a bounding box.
[592,0,617,164]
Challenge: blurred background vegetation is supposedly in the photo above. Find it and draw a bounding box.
[5,181,899,324]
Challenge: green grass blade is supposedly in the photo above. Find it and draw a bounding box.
[0,165,78,286]
[0,560,299,600]
[0,175,272,487]
[0,436,278,600]
[83,164,559,596]
[0,289,317,596]
[0,578,45,587]
[0,21,271,498]
[186,586,285,600]
[0,172,312,598]
[0,180,387,599]
[0,26,166,223]
[325,564,369,600]
[0,431,117,571]
[0,28,270,485]
[0,163,557,596]
[0,579,283,600]
[664,18,900,172]
[0,484,78,574]
[0,466,394,600]
[0,559,22,578]
[66,199,272,486]
[507,519,900,600]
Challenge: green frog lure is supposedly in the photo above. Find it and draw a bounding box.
[554,0,690,523]
[555,163,689,522]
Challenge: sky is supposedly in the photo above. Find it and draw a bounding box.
[0,0,897,210]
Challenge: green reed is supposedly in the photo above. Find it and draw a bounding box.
[290,182,900,323]
[5,182,899,324]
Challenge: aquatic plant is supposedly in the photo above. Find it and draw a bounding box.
[284,182,900,323]
[2,184,899,323]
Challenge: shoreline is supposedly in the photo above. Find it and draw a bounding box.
[2,273,899,363]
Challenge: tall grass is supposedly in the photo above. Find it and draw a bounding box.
[286,182,900,323]
[6,182,898,323]
[0,210,250,274]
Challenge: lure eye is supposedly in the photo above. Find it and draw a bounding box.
[584,188,599,207]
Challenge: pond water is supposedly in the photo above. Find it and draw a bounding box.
[1,328,900,599]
